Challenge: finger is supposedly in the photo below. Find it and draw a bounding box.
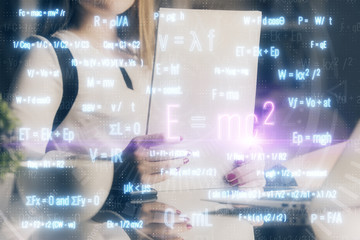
[237,179,266,188]
[135,150,191,163]
[144,222,190,239]
[233,159,247,167]
[229,172,265,187]
[145,158,190,175]
[141,202,181,215]
[231,179,266,189]
[248,219,264,227]
[145,211,189,224]
[140,203,190,225]
[146,150,191,162]
[141,173,171,184]
[124,135,165,153]
[233,158,261,167]
[137,134,183,148]
[226,161,263,182]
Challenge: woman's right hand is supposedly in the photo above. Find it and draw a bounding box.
[121,133,190,184]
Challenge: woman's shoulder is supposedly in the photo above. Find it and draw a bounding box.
[18,30,87,72]
[23,30,79,57]
[13,34,64,90]
[20,34,60,69]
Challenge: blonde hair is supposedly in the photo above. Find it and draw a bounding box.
[138,0,156,66]
[38,0,156,66]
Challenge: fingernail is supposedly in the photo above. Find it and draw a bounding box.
[234,160,245,167]
[166,136,182,143]
[184,158,190,164]
[186,224,192,230]
[184,217,190,222]
[176,210,182,215]
[226,173,236,181]
[231,179,239,186]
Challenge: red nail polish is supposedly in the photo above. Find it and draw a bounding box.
[186,224,192,230]
[227,173,236,181]
[231,179,239,185]
[184,158,189,164]
[176,210,181,215]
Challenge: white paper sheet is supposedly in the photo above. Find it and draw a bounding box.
[148,8,262,191]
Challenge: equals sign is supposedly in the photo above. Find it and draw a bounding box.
[33,132,39,137]
[299,101,304,104]
[305,136,310,140]
[87,199,92,203]
[125,126,131,132]
[174,36,185,44]
[289,73,294,77]
[191,116,206,121]
[100,153,108,158]
[163,67,169,72]
[320,216,325,220]
[191,124,206,128]
[42,199,47,203]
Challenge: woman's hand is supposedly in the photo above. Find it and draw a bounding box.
[121,133,190,184]
[224,157,266,226]
[225,159,266,188]
[134,202,191,240]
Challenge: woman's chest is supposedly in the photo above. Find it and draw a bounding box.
[67,63,152,139]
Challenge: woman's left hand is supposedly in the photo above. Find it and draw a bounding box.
[120,133,190,184]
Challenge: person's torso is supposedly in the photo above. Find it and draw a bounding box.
[50,31,152,156]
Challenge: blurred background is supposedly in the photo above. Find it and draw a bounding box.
[1,1,360,239]
[2,0,360,157]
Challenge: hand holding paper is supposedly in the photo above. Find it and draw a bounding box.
[121,133,190,184]
[226,159,266,188]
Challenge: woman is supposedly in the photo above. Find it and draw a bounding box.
[12,0,192,183]
[10,0,265,238]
